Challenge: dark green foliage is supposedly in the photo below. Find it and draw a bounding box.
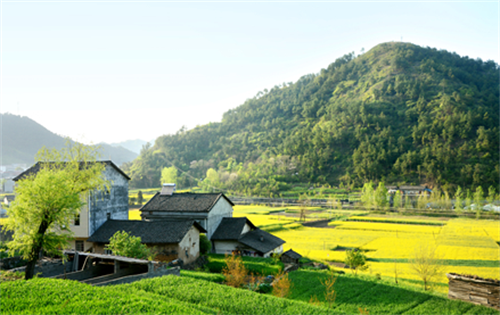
[124,42,499,195]
[199,234,211,255]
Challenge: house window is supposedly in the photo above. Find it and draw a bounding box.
[106,213,111,220]
[74,214,80,226]
[75,241,84,252]
[105,249,112,255]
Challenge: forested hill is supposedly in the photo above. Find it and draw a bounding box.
[125,42,499,196]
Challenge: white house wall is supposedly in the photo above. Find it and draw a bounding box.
[206,198,233,239]
[177,226,200,264]
[213,240,242,255]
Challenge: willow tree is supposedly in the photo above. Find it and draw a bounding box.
[4,141,109,280]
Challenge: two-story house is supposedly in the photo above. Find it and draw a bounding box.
[13,160,130,252]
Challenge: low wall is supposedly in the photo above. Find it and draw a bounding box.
[447,273,500,310]
[1,256,27,270]
[93,267,181,286]
[8,258,73,277]
[301,219,331,227]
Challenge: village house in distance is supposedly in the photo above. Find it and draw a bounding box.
[139,183,285,257]
[13,161,130,252]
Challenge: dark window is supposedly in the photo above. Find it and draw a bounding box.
[75,241,84,252]
[74,214,80,226]
[106,213,111,220]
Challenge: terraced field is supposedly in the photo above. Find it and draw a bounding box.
[232,206,500,293]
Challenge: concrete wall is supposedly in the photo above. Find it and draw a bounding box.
[206,198,233,239]
[72,202,90,238]
[177,226,200,264]
[213,240,241,255]
[88,165,129,237]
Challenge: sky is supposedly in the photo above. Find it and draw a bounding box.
[1,1,498,145]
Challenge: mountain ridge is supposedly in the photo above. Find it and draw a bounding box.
[1,113,138,166]
[125,42,499,195]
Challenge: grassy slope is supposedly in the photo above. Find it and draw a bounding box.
[2,271,496,315]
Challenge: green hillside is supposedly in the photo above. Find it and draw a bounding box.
[125,42,499,195]
[1,113,138,166]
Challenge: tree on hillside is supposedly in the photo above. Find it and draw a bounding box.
[344,249,368,275]
[161,166,178,186]
[4,141,109,280]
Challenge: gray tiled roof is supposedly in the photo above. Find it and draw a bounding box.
[140,192,234,213]
[211,217,256,240]
[239,229,286,254]
[13,161,130,181]
[87,219,206,244]
[282,249,302,259]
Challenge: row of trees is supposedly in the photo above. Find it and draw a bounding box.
[360,181,498,215]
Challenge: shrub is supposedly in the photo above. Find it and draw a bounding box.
[222,253,247,288]
[272,271,292,298]
[106,231,152,260]
[344,249,368,275]
[199,234,211,255]
[410,244,444,290]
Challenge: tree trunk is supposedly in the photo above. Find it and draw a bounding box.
[25,218,50,280]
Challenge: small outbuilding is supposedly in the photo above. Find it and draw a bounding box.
[280,249,302,264]
[87,219,206,264]
[211,217,285,257]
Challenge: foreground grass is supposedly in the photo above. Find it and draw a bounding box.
[2,270,497,314]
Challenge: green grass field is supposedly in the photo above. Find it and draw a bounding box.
[1,269,497,315]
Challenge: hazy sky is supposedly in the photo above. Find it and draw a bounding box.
[1,1,498,145]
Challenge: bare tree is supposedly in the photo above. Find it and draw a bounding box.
[410,243,444,290]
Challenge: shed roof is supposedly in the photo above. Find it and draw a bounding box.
[140,192,234,213]
[13,160,130,181]
[239,229,285,254]
[87,219,206,244]
[282,249,302,259]
[211,217,256,241]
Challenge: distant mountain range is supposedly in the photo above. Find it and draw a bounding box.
[1,113,138,166]
[107,139,149,155]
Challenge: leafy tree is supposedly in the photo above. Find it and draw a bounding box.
[474,186,484,219]
[360,182,374,209]
[374,182,388,208]
[410,243,444,290]
[199,234,211,255]
[393,190,402,209]
[161,166,178,186]
[344,249,368,275]
[454,186,463,214]
[137,191,144,206]
[487,185,497,206]
[4,141,109,280]
[106,231,152,260]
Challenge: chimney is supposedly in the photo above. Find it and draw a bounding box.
[161,183,176,195]
[260,236,264,242]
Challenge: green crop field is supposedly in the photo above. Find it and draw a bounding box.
[1,270,497,314]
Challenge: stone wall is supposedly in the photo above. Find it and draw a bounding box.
[7,258,73,277]
[447,273,499,310]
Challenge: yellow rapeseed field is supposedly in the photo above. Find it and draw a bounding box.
[272,216,500,293]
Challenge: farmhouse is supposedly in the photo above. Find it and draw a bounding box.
[87,219,205,264]
[211,217,285,257]
[386,185,432,197]
[14,161,130,251]
[140,186,234,239]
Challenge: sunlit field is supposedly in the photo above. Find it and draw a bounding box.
[235,205,500,293]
